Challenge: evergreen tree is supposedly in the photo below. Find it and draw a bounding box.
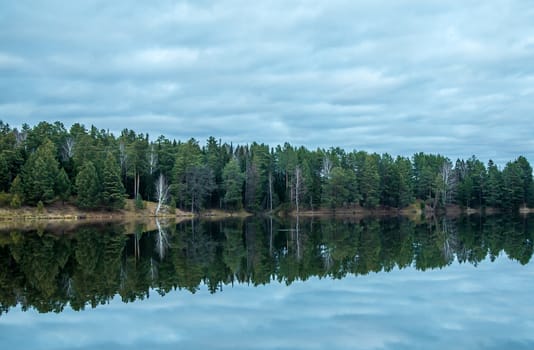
[172,139,203,209]
[379,154,399,207]
[21,139,60,204]
[484,160,503,208]
[56,168,71,204]
[102,152,126,210]
[516,156,534,206]
[503,156,533,209]
[396,156,414,207]
[0,154,9,192]
[76,161,100,209]
[502,161,524,210]
[222,158,244,209]
[360,154,380,208]
[9,175,23,198]
[322,167,357,209]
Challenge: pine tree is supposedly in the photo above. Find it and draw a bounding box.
[76,161,100,209]
[56,168,71,204]
[502,161,523,210]
[102,153,126,210]
[484,160,503,208]
[396,156,414,207]
[222,158,244,210]
[21,139,60,204]
[360,154,380,208]
[322,167,356,209]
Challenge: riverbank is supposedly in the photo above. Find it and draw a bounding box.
[0,200,252,233]
[285,203,533,218]
[0,200,251,222]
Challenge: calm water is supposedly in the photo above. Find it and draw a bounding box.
[1,216,534,349]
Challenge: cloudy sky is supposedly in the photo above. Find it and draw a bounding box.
[1,0,533,164]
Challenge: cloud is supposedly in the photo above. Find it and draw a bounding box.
[0,0,533,166]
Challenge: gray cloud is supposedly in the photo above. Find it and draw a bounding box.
[0,0,533,166]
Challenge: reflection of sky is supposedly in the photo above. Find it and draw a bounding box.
[1,255,534,350]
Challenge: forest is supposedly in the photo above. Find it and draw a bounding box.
[0,120,533,213]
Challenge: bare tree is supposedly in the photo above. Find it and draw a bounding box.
[119,141,128,182]
[268,171,273,213]
[439,160,457,206]
[321,156,332,179]
[148,144,157,176]
[294,165,305,214]
[13,128,27,147]
[61,137,75,161]
[154,173,170,216]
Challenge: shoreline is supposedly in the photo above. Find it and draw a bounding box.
[1,200,532,225]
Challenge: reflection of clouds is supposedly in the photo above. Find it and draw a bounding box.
[1,1,533,165]
[2,255,534,349]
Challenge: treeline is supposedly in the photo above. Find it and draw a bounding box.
[0,120,533,212]
[1,216,533,314]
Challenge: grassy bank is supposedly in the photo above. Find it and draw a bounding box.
[0,200,194,221]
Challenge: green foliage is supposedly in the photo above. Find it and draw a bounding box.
[172,139,203,208]
[484,160,503,207]
[76,161,101,209]
[21,139,60,205]
[0,192,12,207]
[135,194,145,210]
[0,154,9,192]
[36,200,44,213]
[168,196,177,213]
[9,175,23,198]
[0,120,532,213]
[322,167,357,208]
[360,154,380,208]
[222,158,244,209]
[502,157,533,209]
[56,168,71,204]
[10,193,21,208]
[102,152,126,210]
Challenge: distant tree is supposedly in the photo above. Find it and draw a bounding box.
[172,138,203,209]
[56,168,71,204]
[437,159,456,206]
[154,173,170,215]
[222,158,244,210]
[185,165,215,212]
[21,139,60,204]
[360,154,380,208]
[396,156,414,207]
[502,156,533,209]
[76,161,100,209]
[484,160,503,208]
[0,154,9,192]
[101,152,126,210]
[322,167,357,209]
[9,175,23,198]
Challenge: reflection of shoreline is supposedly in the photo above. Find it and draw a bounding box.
[286,204,515,219]
[0,217,179,235]
[1,215,532,314]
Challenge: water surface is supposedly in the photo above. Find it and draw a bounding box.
[1,216,533,349]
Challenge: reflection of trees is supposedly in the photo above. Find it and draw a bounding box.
[1,215,534,314]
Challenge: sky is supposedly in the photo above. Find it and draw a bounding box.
[1,255,534,350]
[0,0,533,165]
